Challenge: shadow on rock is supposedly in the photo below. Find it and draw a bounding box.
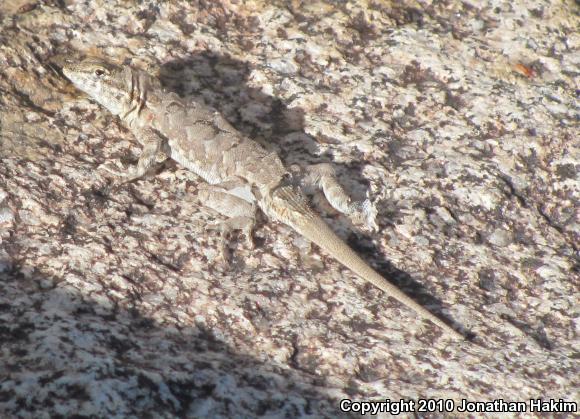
[0,261,354,417]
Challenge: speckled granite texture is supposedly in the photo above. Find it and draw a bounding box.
[0,1,578,418]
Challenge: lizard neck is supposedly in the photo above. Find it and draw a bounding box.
[118,68,151,128]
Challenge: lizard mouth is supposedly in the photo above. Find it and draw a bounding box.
[52,62,75,85]
[60,64,83,86]
[61,62,75,79]
[59,60,82,81]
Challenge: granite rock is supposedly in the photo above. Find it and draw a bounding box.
[0,1,578,417]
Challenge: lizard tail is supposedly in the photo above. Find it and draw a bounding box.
[293,214,464,340]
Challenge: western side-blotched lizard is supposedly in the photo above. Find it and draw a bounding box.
[63,57,464,340]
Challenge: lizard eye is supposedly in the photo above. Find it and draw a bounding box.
[94,68,106,77]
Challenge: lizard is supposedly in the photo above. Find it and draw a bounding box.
[62,56,465,340]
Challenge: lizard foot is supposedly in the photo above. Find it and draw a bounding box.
[303,163,378,231]
[207,216,255,264]
[98,161,155,189]
[349,198,378,232]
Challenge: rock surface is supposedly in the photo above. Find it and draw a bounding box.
[0,1,578,417]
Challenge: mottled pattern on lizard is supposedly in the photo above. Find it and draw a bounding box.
[62,57,465,340]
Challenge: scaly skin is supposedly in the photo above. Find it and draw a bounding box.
[62,57,465,340]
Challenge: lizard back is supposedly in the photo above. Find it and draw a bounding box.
[145,71,288,190]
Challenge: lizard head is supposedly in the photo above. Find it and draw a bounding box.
[62,57,129,115]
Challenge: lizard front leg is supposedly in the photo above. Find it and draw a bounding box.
[302,163,378,231]
[100,127,167,185]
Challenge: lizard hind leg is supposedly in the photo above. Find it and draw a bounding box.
[303,163,378,231]
[197,183,257,264]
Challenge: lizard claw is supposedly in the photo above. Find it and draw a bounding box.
[98,161,127,179]
[357,199,379,232]
[98,162,147,187]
